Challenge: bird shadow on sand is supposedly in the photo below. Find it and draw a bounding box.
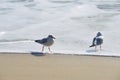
[86,49,97,53]
[30,51,45,56]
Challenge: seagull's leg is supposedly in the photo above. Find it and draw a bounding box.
[48,47,52,53]
[95,45,97,51]
[42,46,44,52]
[100,45,102,50]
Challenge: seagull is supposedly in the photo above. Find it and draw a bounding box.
[35,35,56,53]
[89,32,103,50]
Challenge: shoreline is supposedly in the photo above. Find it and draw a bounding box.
[0,53,120,80]
[0,51,120,58]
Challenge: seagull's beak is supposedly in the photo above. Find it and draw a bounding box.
[52,36,56,39]
[53,37,56,39]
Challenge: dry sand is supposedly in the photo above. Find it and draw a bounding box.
[0,53,120,80]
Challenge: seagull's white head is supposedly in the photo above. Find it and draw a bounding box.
[48,35,56,39]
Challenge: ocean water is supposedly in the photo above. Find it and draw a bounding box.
[0,0,120,56]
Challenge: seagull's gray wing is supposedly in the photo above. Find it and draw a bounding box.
[96,38,103,45]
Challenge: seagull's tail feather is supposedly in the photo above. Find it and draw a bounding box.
[35,40,42,43]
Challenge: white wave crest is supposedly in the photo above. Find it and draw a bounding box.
[0,31,6,36]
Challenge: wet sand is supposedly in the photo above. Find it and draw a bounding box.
[0,53,120,80]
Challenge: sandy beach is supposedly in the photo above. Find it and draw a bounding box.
[0,53,120,80]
